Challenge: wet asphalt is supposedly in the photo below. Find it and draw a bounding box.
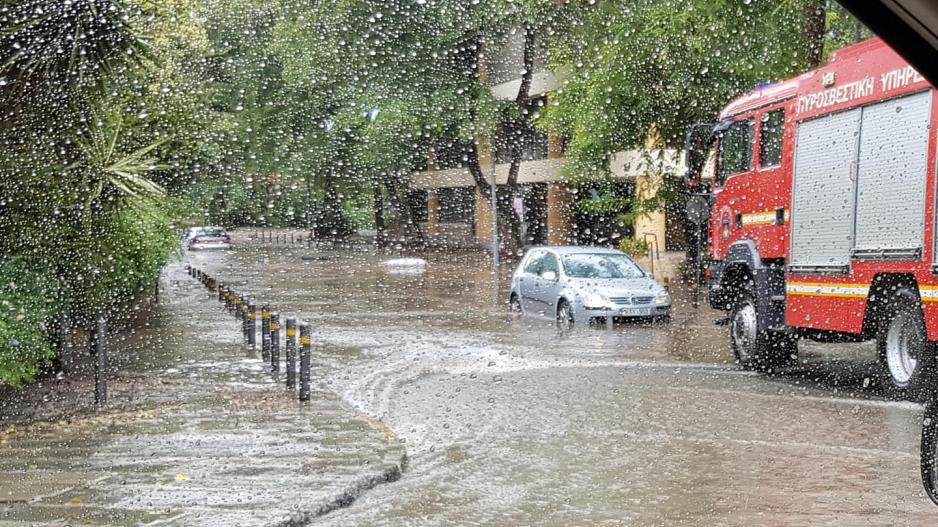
[191,232,938,526]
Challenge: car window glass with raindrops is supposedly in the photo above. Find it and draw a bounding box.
[563,253,645,279]
[5,0,938,525]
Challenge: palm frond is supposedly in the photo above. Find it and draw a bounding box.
[0,0,151,87]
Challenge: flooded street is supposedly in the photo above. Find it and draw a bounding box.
[5,2,938,524]
[190,233,937,525]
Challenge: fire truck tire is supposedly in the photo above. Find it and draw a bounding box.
[730,292,796,371]
[877,287,932,398]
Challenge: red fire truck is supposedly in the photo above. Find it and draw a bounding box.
[686,37,937,397]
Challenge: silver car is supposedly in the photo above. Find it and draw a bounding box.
[509,246,671,327]
[186,226,232,251]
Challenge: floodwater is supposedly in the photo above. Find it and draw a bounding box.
[191,232,938,525]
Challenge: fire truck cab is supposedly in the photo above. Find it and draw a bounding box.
[690,37,937,397]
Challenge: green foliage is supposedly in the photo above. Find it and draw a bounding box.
[0,0,150,87]
[62,201,181,322]
[541,0,813,180]
[0,258,60,385]
[0,0,195,384]
[618,237,651,259]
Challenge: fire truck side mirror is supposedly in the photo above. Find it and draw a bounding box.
[684,122,720,189]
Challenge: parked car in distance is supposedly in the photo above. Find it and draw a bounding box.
[182,226,204,244]
[509,246,670,327]
[186,226,232,251]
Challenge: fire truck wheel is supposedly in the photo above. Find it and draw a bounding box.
[730,293,795,371]
[877,287,932,398]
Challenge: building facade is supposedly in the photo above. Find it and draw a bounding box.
[409,28,688,257]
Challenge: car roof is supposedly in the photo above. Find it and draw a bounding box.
[526,246,625,256]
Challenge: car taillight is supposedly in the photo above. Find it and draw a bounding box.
[189,238,198,246]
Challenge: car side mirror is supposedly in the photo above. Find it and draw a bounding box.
[541,271,557,281]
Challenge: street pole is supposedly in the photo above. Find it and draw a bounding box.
[489,155,499,275]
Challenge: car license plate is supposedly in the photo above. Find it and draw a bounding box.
[620,307,652,317]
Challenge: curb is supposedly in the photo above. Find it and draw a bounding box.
[273,450,408,526]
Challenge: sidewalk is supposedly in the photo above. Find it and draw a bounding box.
[0,263,405,527]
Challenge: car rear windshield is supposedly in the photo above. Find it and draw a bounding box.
[561,254,645,279]
[200,227,226,237]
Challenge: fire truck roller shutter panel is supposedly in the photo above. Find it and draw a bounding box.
[853,91,932,260]
[790,108,862,274]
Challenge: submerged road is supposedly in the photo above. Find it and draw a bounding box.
[192,232,937,525]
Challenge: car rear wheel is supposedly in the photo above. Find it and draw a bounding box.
[877,287,932,398]
[730,291,796,371]
[556,299,574,331]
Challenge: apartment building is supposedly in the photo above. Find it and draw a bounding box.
[408,28,688,257]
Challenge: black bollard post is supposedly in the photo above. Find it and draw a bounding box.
[285,318,297,390]
[226,289,235,312]
[291,232,295,244]
[270,312,281,372]
[241,299,251,342]
[218,282,225,302]
[92,317,108,407]
[247,302,257,350]
[299,322,311,402]
[234,294,243,320]
[261,305,271,361]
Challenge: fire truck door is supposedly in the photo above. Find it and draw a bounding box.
[790,108,862,274]
[853,90,931,260]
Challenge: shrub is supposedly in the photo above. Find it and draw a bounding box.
[0,258,60,385]
[618,237,651,259]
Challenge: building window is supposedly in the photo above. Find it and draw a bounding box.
[716,119,753,186]
[493,97,549,164]
[438,187,475,223]
[759,109,784,168]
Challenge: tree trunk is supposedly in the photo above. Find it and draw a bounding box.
[312,170,353,240]
[803,0,827,68]
[385,173,426,247]
[499,24,537,259]
[463,25,535,260]
[373,183,388,248]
